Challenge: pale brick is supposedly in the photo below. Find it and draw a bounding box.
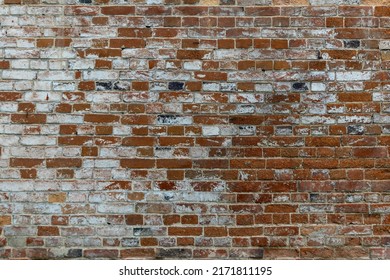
[2,70,36,80]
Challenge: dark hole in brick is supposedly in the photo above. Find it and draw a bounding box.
[133,228,152,236]
[157,115,177,124]
[344,40,360,48]
[164,194,174,201]
[79,0,92,3]
[168,82,184,91]
[155,147,172,151]
[96,81,112,91]
[156,248,192,258]
[67,249,82,258]
[348,125,365,135]
[310,193,320,202]
[220,0,235,5]
[113,81,130,91]
[317,50,322,59]
[292,82,308,91]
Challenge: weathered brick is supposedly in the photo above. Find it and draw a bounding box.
[0,0,388,261]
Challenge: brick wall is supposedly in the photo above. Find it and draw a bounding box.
[0,0,390,259]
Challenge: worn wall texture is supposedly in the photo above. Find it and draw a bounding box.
[1,0,390,259]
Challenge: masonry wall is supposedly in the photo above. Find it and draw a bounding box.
[1,0,390,259]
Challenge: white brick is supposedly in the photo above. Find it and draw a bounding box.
[97,203,135,214]
[0,136,20,146]
[40,49,77,59]
[379,40,390,50]
[0,7,10,15]
[155,71,190,81]
[338,115,372,124]
[237,104,255,114]
[46,114,84,124]
[311,83,326,92]
[83,71,119,80]
[310,0,360,4]
[10,59,30,69]
[112,59,130,69]
[24,91,60,102]
[68,60,94,70]
[10,147,45,157]
[14,81,32,90]
[30,60,48,70]
[214,49,247,60]
[1,16,19,27]
[183,61,202,70]
[0,103,17,112]
[0,181,33,192]
[9,6,27,15]
[0,81,13,90]
[2,70,36,80]
[86,93,121,103]
[374,114,390,124]
[37,71,74,81]
[40,125,60,135]
[18,16,36,27]
[27,6,62,15]
[336,71,371,81]
[345,82,363,91]
[36,103,57,112]
[203,126,220,136]
[53,82,76,91]
[33,81,52,91]
[94,160,120,168]
[202,83,220,91]
[122,49,157,59]
[156,115,192,125]
[373,92,390,102]
[19,136,56,146]
[255,83,273,92]
[301,116,336,124]
[49,60,68,70]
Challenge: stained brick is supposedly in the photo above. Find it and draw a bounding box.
[0,0,389,261]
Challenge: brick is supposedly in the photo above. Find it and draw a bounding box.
[168,227,202,236]
[177,50,211,59]
[353,147,387,158]
[84,249,118,259]
[122,137,155,146]
[0,0,388,261]
[10,158,44,168]
[0,216,12,226]
[0,61,10,69]
[120,159,155,168]
[101,6,135,15]
[11,114,46,124]
[46,159,82,168]
[375,6,390,17]
[84,114,119,123]
[109,39,145,49]
[37,226,59,236]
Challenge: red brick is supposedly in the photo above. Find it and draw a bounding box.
[11,114,46,124]
[168,227,202,236]
[101,6,135,15]
[46,158,82,168]
[120,159,155,168]
[37,226,59,236]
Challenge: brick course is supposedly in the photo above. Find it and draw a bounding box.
[0,0,390,259]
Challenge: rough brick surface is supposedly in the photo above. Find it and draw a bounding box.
[0,0,390,259]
